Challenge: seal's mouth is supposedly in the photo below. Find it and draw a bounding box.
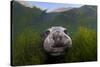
[52,43,65,48]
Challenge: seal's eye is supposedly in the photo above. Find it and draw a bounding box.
[45,30,50,35]
[42,30,50,40]
[64,30,68,34]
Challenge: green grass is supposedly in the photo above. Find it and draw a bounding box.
[65,27,97,62]
[12,27,97,66]
[12,29,46,66]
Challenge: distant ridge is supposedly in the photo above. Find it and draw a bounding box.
[47,7,74,13]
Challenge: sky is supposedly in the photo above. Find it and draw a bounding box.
[27,1,84,11]
[15,0,84,12]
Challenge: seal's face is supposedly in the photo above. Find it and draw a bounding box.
[43,27,72,56]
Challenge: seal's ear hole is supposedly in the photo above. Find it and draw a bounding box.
[64,30,68,34]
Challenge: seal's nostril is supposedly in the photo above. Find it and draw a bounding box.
[53,36,56,41]
[59,36,62,40]
[53,36,62,41]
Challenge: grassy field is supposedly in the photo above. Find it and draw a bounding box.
[65,27,97,62]
[12,27,97,66]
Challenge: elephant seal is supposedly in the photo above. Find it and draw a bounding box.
[42,26,72,56]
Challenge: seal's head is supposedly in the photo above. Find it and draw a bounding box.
[42,26,72,56]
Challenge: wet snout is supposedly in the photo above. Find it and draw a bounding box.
[52,31,62,42]
[52,31,65,48]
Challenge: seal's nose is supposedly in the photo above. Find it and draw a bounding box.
[53,35,62,41]
[52,31,62,42]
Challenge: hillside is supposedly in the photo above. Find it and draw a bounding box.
[12,1,97,35]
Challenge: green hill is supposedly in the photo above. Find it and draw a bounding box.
[12,1,97,34]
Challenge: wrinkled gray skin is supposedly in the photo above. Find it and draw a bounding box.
[43,26,72,56]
